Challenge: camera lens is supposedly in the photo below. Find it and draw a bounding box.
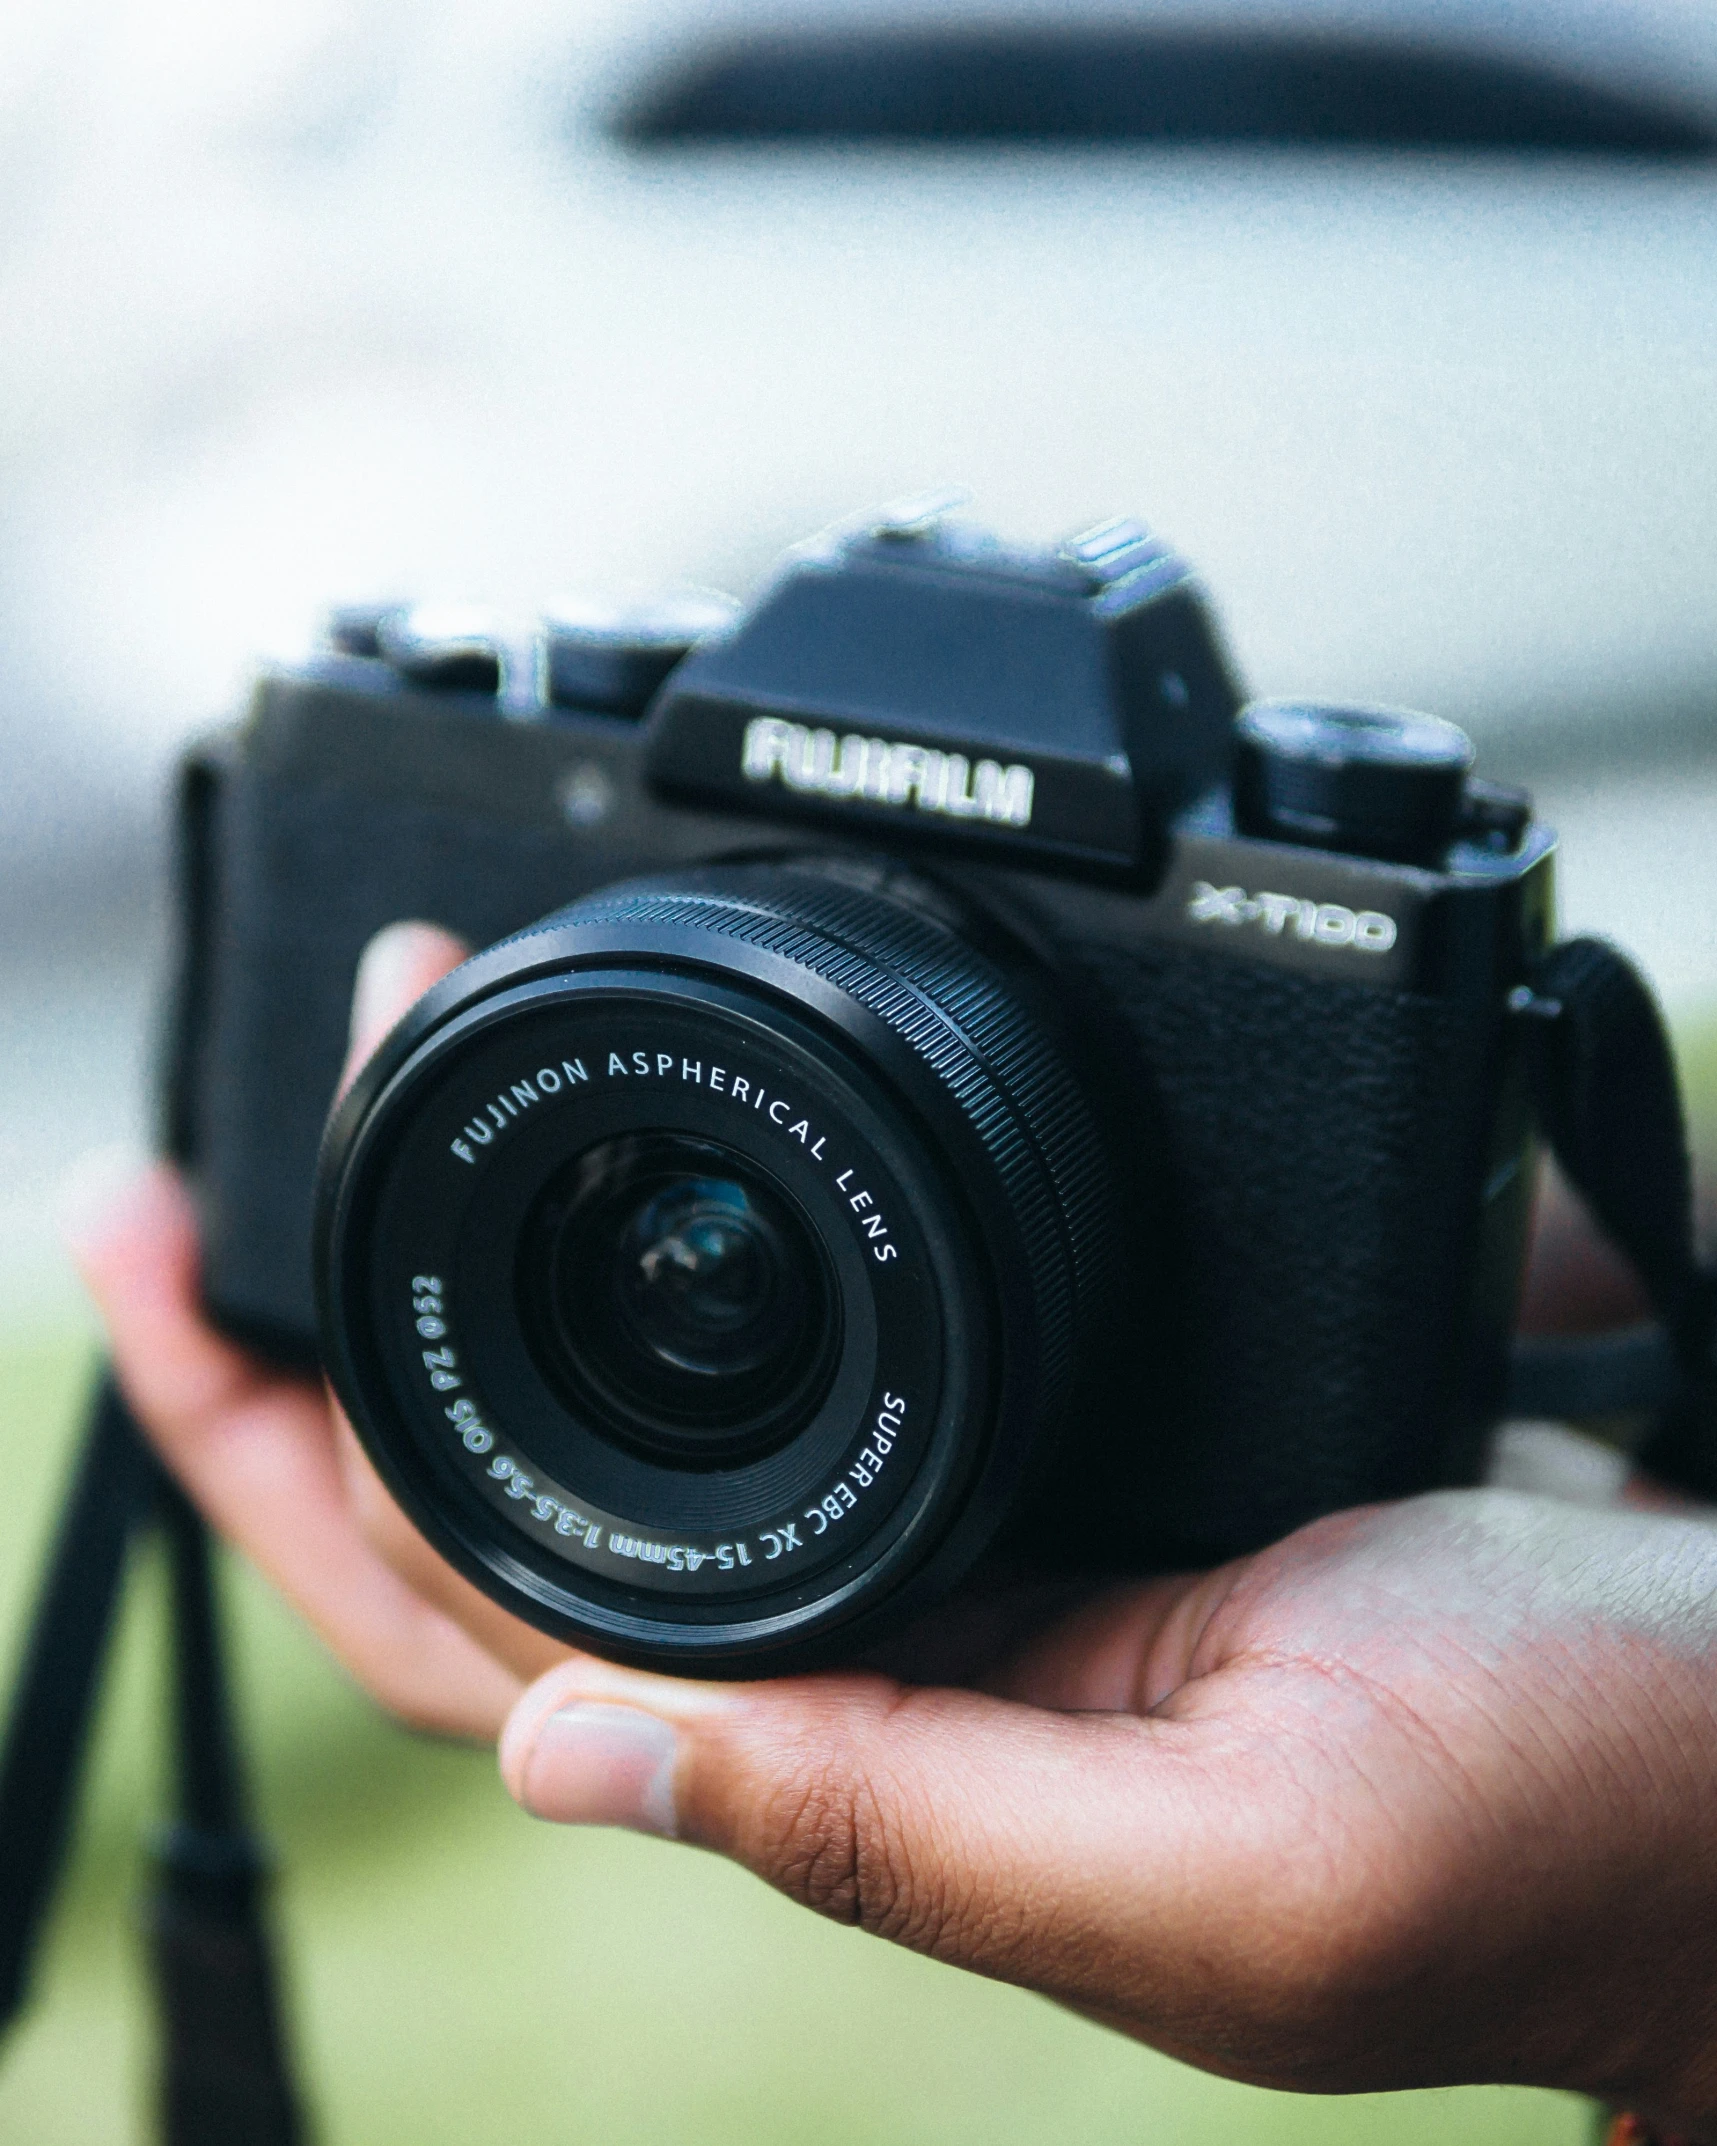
[316,859,1113,1674]
[518,1133,840,1464]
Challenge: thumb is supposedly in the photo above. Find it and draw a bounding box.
[496,1657,1234,2006]
[340,919,469,1094]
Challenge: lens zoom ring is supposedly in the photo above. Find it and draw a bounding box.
[534,869,1114,1426]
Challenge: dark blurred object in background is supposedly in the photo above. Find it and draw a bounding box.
[621,24,1717,150]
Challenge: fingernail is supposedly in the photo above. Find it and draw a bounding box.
[1488,1419,1631,1508]
[59,1145,155,1255]
[510,1702,680,1835]
[350,923,433,1051]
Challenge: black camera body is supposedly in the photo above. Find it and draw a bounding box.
[168,502,1553,1671]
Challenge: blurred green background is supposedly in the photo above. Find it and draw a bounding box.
[8,1026,1710,2141]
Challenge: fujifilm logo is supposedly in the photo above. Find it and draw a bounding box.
[1187,879,1398,954]
[741,715,1035,830]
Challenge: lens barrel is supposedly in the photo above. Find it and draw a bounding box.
[315,861,1113,1672]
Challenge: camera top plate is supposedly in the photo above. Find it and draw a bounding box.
[643,510,1243,879]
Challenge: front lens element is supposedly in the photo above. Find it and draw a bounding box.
[618,1174,787,1374]
[518,1133,840,1464]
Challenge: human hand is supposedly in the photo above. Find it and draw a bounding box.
[496,1488,1717,2134]
[73,923,576,1739]
[73,923,1717,2134]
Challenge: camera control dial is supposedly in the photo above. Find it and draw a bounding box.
[1234,699,1475,866]
[543,589,739,718]
[374,604,505,695]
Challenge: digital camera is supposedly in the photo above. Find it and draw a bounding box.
[165,496,1553,1672]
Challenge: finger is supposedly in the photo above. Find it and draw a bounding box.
[1519,1154,1653,1336]
[72,1162,523,1738]
[326,919,575,1679]
[340,919,468,1093]
[494,1656,1288,2040]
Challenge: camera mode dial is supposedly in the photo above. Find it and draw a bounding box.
[374,604,505,695]
[544,589,739,718]
[1234,699,1475,866]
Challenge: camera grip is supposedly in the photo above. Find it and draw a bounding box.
[1073,943,1516,1557]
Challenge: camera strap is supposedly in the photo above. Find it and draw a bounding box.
[0,1374,153,2034]
[0,1371,305,2144]
[1509,936,1717,1493]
